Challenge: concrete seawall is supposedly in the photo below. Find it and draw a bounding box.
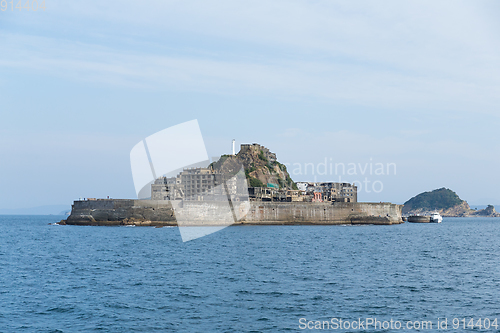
[64,199,403,226]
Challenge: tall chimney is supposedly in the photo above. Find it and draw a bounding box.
[232,139,235,155]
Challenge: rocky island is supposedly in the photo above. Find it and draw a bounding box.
[403,188,500,217]
[63,143,403,226]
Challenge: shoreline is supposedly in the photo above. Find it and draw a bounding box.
[58,219,402,227]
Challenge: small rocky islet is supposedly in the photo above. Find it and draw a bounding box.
[403,188,499,217]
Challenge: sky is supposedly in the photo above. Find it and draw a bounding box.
[1,0,500,209]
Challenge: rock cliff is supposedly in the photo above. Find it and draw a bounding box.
[210,144,297,190]
[440,201,472,217]
[469,205,500,217]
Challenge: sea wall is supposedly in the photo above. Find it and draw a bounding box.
[64,199,403,226]
[244,202,402,225]
[65,199,176,226]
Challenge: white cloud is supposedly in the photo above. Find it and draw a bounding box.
[3,0,500,207]
[1,1,500,114]
[1,27,499,115]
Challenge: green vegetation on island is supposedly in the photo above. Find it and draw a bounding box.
[210,144,297,190]
[403,188,463,214]
[403,188,500,217]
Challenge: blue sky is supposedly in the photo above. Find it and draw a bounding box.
[1,0,500,209]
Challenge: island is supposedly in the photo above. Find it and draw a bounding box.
[62,143,403,226]
[403,188,500,217]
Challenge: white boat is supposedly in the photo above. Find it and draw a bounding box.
[430,211,442,223]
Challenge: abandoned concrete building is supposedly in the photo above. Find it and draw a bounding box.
[151,143,357,203]
[152,168,357,203]
[151,167,243,201]
[295,182,358,203]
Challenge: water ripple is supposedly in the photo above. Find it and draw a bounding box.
[2,216,500,332]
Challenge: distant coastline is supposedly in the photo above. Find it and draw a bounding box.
[0,205,71,216]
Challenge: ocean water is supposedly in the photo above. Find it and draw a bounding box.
[1,216,500,332]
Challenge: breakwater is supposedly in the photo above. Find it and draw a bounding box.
[63,199,403,226]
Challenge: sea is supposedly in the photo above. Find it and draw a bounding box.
[1,215,500,332]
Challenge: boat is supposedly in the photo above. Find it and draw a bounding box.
[407,215,431,223]
[407,212,443,223]
[430,211,442,223]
